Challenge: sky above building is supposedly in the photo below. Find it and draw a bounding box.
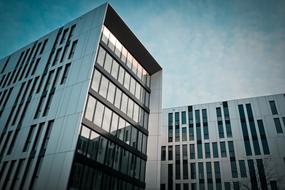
[0,0,284,108]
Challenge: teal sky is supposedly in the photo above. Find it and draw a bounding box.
[1,0,284,108]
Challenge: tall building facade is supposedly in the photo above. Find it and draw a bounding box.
[0,3,162,190]
[161,94,285,190]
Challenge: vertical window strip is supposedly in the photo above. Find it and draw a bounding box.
[10,159,25,189]
[202,109,209,139]
[269,100,278,115]
[40,39,48,54]
[256,159,267,190]
[1,56,10,74]
[12,79,32,126]
[257,120,270,154]
[238,104,252,156]
[247,160,258,190]
[216,107,224,138]
[60,63,71,84]
[3,82,25,129]
[7,129,19,155]
[273,118,283,134]
[0,87,13,117]
[1,160,16,189]
[246,104,261,155]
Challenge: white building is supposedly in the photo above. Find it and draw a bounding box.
[160,94,285,190]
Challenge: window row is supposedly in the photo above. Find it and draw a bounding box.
[162,141,236,161]
[238,104,272,156]
[91,69,149,128]
[96,46,150,107]
[84,95,147,154]
[163,181,240,190]
[167,161,221,185]
[69,162,144,190]
[77,125,146,182]
[101,26,150,87]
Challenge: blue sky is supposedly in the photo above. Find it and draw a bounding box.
[1,0,284,108]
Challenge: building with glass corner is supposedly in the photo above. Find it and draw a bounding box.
[160,93,285,190]
[0,3,162,190]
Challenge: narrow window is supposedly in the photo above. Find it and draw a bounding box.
[238,104,252,155]
[205,143,211,158]
[220,142,227,157]
[274,118,283,134]
[190,163,196,179]
[23,125,36,152]
[168,146,173,160]
[239,160,247,177]
[269,100,278,115]
[30,123,44,155]
[182,127,187,141]
[181,111,186,124]
[52,48,62,66]
[257,120,270,154]
[68,40,78,59]
[212,142,218,158]
[40,120,54,154]
[190,144,195,159]
[247,160,258,190]
[161,146,166,161]
[60,63,71,84]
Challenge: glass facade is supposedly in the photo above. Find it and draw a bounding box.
[68,23,155,190]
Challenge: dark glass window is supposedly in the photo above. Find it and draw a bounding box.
[248,160,258,190]
[239,160,247,177]
[183,183,189,190]
[175,112,180,126]
[198,162,204,190]
[206,162,212,189]
[168,146,173,160]
[176,184,181,190]
[190,144,195,159]
[233,182,240,190]
[161,146,166,161]
[214,162,221,189]
[270,181,278,190]
[182,127,187,141]
[182,111,186,124]
[257,120,270,154]
[220,142,227,157]
[189,125,194,141]
[23,125,36,152]
[256,159,267,190]
[205,143,211,158]
[212,142,218,158]
[224,182,231,190]
[182,159,188,179]
[246,104,261,155]
[202,109,209,139]
[68,40,78,59]
[217,120,224,138]
[269,100,278,115]
[168,126,173,142]
[168,164,173,190]
[274,118,283,134]
[60,63,71,84]
[175,145,180,161]
[238,104,252,155]
[182,145,187,160]
[161,184,166,190]
[175,125,180,142]
[197,143,203,159]
[190,163,196,179]
[225,120,232,138]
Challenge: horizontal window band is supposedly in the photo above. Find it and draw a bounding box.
[88,88,149,136]
[95,63,150,113]
[82,118,147,160]
[100,42,151,93]
[74,153,146,188]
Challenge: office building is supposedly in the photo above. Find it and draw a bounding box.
[161,94,285,190]
[0,3,162,190]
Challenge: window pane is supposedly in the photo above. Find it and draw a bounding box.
[104,53,112,73]
[107,82,116,104]
[213,143,218,158]
[97,47,106,66]
[102,107,112,132]
[269,100,278,115]
[274,118,283,133]
[114,88,122,109]
[124,72,130,90]
[85,96,96,121]
[94,101,104,127]
[91,70,101,92]
[111,60,119,79]
[99,75,108,98]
